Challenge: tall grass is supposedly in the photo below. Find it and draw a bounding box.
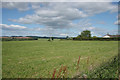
[49,55,118,79]
[77,56,81,70]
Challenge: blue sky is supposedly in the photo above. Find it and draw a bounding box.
[1,2,119,37]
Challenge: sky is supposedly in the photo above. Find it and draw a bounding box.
[0,2,119,37]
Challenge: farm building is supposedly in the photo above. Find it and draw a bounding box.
[103,34,120,38]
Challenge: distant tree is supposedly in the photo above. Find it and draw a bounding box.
[48,37,54,41]
[66,36,69,40]
[48,37,50,41]
[93,36,97,38]
[75,35,82,40]
[81,30,91,38]
[77,35,81,38]
[51,37,54,41]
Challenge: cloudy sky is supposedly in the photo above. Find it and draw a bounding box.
[1,2,119,37]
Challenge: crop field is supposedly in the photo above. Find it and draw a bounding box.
[2,40,118,78]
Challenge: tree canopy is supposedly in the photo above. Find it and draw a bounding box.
[81,30,91,38]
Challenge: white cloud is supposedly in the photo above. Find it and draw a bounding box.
[114,14,120,25]
[1,0,119,2]
[2,2,30,11]
[114,20,120,25]
[1,23,117,37]
[9,2,117,30]
[1,2,118,36]
[60,33,68,36]
[0,24,27,30]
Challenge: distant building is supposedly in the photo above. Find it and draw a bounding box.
[103,34,120,38]
[0,37,11,38]
[14,37,31,39]
[103,34,110,38]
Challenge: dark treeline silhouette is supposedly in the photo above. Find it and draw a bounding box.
[0,36,67,41]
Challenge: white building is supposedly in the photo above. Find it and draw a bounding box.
[103,34,110,38]
[103,34,120,38]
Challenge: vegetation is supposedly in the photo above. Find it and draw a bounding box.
[73,30,119,41]
[1,37,38,41]
[2,40,118,78]
[81,30,91,38]
[74,55,119,78]
[73,37,120,41]
[88,55,119,78]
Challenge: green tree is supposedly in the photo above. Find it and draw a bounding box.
[77,35,81,38]
[66,36,69,40]
[81,30,91,38]
[93,36,97,38]
[51,37,54,41]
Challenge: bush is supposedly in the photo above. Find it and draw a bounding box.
[1,37,38,41]
[88,56,118,78]
[73,37,120,41]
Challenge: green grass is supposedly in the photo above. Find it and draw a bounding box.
[87,55,119,78]
[2,40,118,78]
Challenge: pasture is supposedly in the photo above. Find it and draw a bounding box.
[2,40,118,78]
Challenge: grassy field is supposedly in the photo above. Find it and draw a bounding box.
[2,40,118,78]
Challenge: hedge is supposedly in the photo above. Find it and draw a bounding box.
[73,37,120,41]
[0,37,38,41]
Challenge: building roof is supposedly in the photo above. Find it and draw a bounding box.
[109,35,120,38]
[103,34,120,38]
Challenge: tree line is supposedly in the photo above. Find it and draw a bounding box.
[1,37,38,41]
[72,30,120,41]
